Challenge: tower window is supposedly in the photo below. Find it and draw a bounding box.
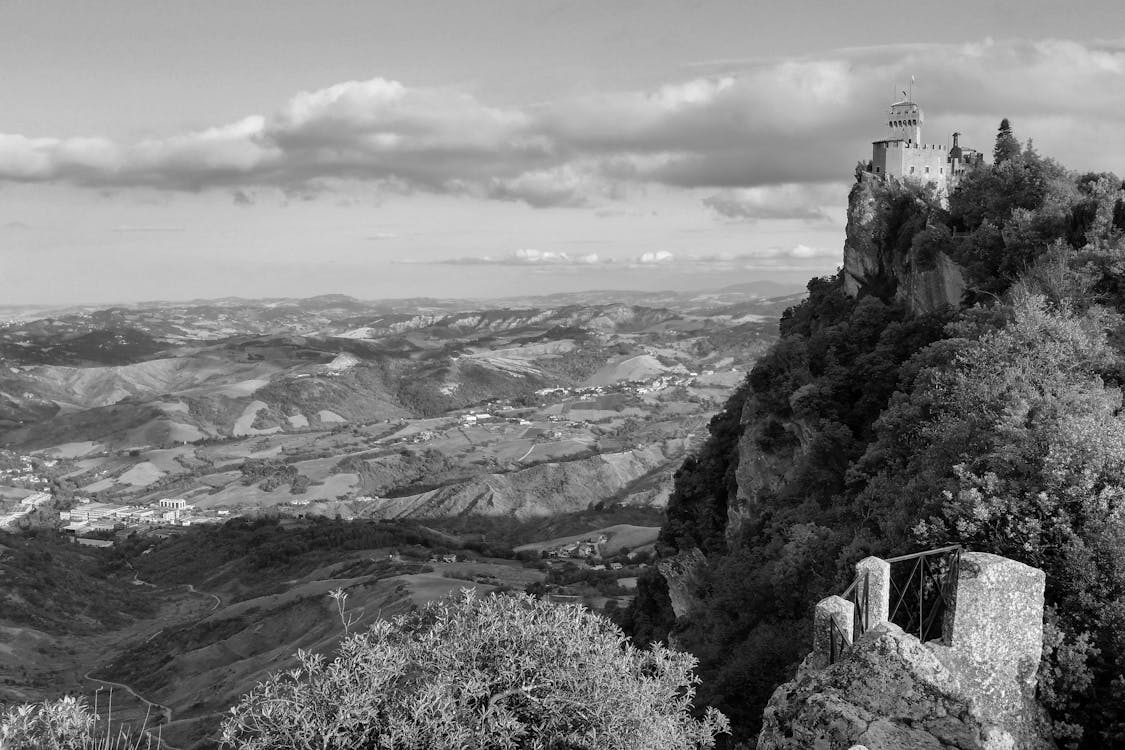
[910,166,915,174]
[925,166,930,173]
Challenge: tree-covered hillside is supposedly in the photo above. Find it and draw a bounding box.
[626,123,1125,748]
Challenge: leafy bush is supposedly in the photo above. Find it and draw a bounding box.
[219,590,728,749]
[0,696,153,750]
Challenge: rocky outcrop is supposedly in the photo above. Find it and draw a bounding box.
[841,173,965,315]
[758,553,1054,750]
[757,623,1053,750]
[729,402,805,543]
[657,548,708,618]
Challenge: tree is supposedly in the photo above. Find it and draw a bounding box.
[994,117,1021,165]
[856,295,1125,745]
[220,590,728,750]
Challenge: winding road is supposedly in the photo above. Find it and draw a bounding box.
[82,582,223,750]
[83,670,179,750]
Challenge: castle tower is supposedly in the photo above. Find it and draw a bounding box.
[888,99,922,144]
[870,96,945,187]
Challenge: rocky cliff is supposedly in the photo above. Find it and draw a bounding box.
[841,172,965,316]
[727,172,966,546]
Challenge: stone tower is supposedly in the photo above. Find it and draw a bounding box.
[887,99,922,144]
[870,97,948,189]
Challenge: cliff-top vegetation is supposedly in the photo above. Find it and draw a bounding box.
[626,120,1125,748]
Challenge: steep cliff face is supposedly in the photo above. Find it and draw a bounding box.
[841,173,965,315]
[728,403,808,543]
[726,173,964,544]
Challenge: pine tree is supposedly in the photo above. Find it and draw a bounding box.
[993,117,1020,165]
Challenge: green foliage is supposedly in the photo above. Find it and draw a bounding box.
[658,378,751,555]
[993,118,1021,165]
[122,517,441,587]
[0,532,155,635]
[0,696,153,750]
[857,295,1125,745]
[219,590,728,750]
[627,141,1125,746]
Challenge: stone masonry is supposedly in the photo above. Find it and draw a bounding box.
[757,551,1054,750]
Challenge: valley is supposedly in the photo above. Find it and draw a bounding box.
[0,281,795,748]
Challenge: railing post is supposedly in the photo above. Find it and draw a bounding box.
[854,556,890,632]
[813,595,855,666]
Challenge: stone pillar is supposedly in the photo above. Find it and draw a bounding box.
[945,552,1044,667]
[813,595,855,666]
[854,556,890,633]
[937,552,1046,742]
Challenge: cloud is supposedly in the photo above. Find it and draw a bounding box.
[2,38,1124,205]
[421,249,603,266]
[231,189,256,206]
[412,245,835,269]
[111,225,185,233]
[703,183,844,222]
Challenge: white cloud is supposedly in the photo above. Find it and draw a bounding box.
[1,39,1124,204]
[637,250,676,264]
[417,246,836,269]
[703,183,845,222]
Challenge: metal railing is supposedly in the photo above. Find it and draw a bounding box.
[886,544,961,643]
[826,545,962,665]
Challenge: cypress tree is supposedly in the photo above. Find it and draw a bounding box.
[993,117,1020,165]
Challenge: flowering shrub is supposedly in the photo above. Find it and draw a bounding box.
[220,589,728,749]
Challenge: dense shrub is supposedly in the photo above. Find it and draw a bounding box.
[219,590,728,750]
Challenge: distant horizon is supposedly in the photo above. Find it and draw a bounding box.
[0,267,815,312]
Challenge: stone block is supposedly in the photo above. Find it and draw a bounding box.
[945,552,1045,668]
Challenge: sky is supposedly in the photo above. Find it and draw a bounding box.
[2,0,1125,305]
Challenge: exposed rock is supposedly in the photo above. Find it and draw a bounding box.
[898,249,965,315]
[729,396,806,544]
[841,173,965,315]
[756,623,1054,750]
[657,547,708,618]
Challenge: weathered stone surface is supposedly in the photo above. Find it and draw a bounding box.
[656,547,708,618]
[811,595,855,669]
[729,397,810,545]
[930,552,1047,750]
[756,623,1055,750]
[840,173,965,315]
[854,557,890,631]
